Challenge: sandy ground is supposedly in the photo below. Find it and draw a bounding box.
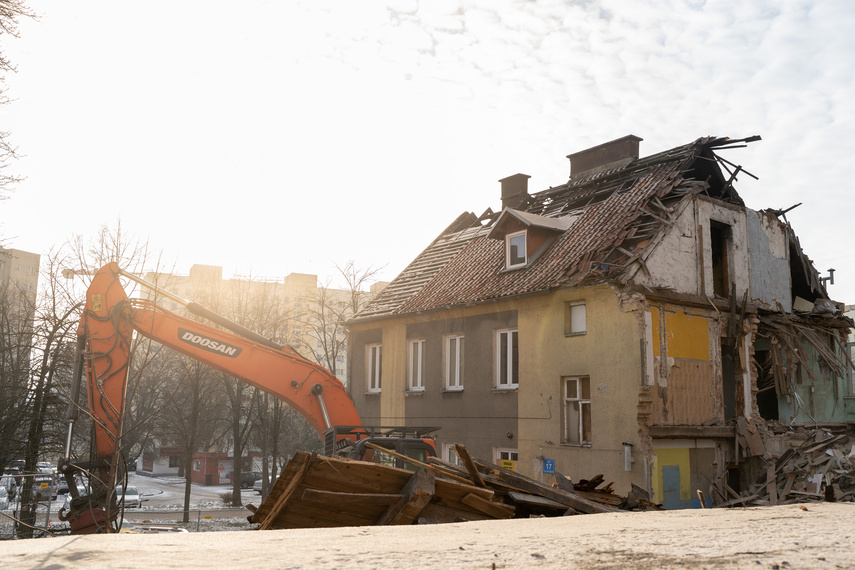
[1,502,853,569]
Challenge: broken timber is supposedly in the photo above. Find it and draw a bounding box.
[250,443,649,531]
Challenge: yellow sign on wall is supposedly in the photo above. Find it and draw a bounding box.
[501,460,515,471]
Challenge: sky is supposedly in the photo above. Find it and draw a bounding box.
[1,0,853,302]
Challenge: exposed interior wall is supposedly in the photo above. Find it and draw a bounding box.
[648,304,720,425]
[652,440,719,509]
[697,197,750,300]
[633,197,699,294]
[746,210,791,311]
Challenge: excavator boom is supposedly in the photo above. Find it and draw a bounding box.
[61,262,365,533]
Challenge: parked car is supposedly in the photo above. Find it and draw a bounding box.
[240,471,262,489]
[0,485,9,510]
[116,485,141,508]
[253,475,276,494]
[0,474,18,499]
[32,467,57,501]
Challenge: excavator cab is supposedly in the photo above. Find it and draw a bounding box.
[326,426,439,470]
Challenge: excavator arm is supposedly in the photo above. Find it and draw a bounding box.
[60,262,361,533]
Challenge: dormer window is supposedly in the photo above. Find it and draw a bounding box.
[507,231,527,268]
[489,208,578,272]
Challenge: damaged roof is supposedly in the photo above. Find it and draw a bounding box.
[355,136,763,321]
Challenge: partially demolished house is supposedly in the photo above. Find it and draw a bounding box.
[347,135,854,509]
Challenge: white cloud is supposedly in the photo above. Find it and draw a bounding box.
[1,0,853,300]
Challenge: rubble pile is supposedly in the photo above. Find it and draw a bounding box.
[720,430,855,507]
[250,442,657,530]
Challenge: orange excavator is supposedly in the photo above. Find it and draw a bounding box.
[58,263,437,534]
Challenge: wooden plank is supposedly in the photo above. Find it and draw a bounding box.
[736,417,766,457]
[461,493,515,519]
[553,470,574,493]
[454,443,486,488]
[257,452,315,530]
[766,464,778,506]
[301,488,403,507]
[375,470,435,526]
[780,472,797,500]
[507,491,568,510]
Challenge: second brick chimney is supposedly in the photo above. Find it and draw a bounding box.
[567,135,642,180]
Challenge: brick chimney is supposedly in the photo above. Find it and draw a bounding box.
[499,173,531,210]
[567,135,642,179]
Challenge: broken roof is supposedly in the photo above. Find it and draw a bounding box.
[355,136,762,321]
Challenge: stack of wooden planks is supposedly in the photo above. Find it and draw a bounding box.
[249,442,657,530]
[717,430,855,507]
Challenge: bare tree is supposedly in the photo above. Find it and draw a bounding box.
[297,261,384,381]
[159,357,223,521]
[0,0,35,211]
[13,252,82,536]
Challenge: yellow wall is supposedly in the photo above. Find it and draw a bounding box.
[652,447,691,502]
[664,310,710,361]
[380,322,407,423]
[649,304,718,424]
[516,284,644,492]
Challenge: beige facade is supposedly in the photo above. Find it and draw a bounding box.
[0,248,41,301]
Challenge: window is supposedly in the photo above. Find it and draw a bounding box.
[565,302,586,335]
[445,335,464,390]
[563,376,591,444]
[408,339,425,391]
[847,340,855,397]
[710,221,731,297]
[443,444,460,466]
[367,343,382,392]
[496,448,518,470]
[193,460,201,471]
[496,329,519,388]
[168,455,180,468]
[506,231,527,268]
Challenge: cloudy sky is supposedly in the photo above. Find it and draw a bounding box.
[2,0,853,302]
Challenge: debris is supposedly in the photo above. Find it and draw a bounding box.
[250,443,659,530]
[717,429,855,508]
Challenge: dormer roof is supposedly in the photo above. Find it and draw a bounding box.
[487,209,578,241]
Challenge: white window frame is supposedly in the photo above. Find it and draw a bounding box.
[496,328,519,389]
[445,334,464,391]
[566,301,586,336]
[506,230,527,269]
[408,339,425,391]
[367,343,382,393]
[496,448,518,470]
[442,443,460,466]
[563,376,591,445]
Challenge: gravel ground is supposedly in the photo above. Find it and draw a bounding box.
[0,502,852,569]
